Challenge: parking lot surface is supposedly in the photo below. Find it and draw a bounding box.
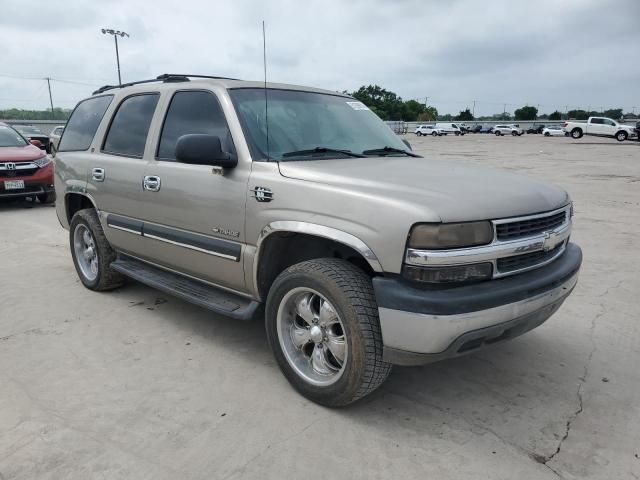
[1,134,639,479]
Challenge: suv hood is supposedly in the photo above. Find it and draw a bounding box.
[278,157,569,222]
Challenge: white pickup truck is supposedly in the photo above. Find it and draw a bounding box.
[563,117,635,142]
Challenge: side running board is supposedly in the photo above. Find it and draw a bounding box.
[111,255,260,321]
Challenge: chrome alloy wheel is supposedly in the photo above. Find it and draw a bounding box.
[73,224,99,281]
[276,287,348,386]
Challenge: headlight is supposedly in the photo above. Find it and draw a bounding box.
[33,156,51,168]
[402,263,493,284]
[408,221,493,250]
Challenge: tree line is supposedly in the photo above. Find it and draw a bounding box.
[349,85,631,122]
[0,107,71,120]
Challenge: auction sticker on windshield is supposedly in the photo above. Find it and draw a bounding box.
[4,180,25,190]
[346,101,369,110]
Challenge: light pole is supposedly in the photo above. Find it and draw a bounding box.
[101,28,129,85]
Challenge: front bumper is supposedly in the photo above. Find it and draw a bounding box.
[373,243,582,365]
[0,163,54,199]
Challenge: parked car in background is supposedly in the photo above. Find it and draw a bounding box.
[494,125,522,136]
[469,124,482,133]
[48,125,65,153]
[542,126,566,137]
[563,117,635,142]
[635,122,640,142]
[479,125,494,134]
[12,125,52,153]
[0,123,55,203]
[414,125,445,136]
[527,124,546,134]
[435,122,464,136]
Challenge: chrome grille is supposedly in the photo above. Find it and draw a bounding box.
[496,210,566,241]
[497,243,564,273]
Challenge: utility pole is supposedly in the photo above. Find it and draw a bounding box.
[101,28,130,85]
[503,103,507,120]
[472,100,476,119]
[45,77,54,119]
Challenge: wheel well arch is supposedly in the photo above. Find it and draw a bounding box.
[65,192,96,224]
[254,226,381,301]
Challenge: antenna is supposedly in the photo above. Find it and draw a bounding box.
[262,20,270,161]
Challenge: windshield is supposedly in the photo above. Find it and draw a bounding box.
[0,126,28,147]
[15,126,42,134]
[229,88,409,161]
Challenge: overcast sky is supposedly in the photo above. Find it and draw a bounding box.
[1,0,639,116]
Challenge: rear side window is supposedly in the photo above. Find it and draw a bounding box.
[590,118,603,124]
[103,94,159,157]
[58,95,113,151]
[157,90,234,161]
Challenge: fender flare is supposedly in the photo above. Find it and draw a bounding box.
[253,221,383,297]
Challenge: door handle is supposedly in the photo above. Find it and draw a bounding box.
[143,175,161,192]
[92,167,105,182]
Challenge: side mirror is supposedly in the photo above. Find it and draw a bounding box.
[401,139,412,151]
[30,139,43,148]
[175,134,237,168]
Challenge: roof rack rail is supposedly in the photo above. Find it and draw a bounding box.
[92,73,240,95]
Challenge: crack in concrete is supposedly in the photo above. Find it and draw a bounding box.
[538,300,610,477]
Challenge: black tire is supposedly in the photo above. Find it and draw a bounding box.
[37,192,56,204]
[615,131,628,142]
[69,208,125,291]
[495,131,501,136]
[265,258,391,407]
[431,131,438,136]
[544,132,550,137]
[511,131,517,136]
[416,132,422,136]
[571,128,583,139]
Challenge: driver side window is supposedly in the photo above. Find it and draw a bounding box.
[157,90,235,161]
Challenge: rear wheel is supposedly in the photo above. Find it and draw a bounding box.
[571,128,583,139]
[431,131,438,136]
[615,131,628,142]
[70,209,125,291]
[416,132,422,136]
[495,131,501,136]
[511,131,518,136]
[266,258,391,407]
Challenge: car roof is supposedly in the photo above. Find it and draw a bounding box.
[91,76,350,99]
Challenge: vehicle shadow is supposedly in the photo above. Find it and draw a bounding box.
[0,197,54,211]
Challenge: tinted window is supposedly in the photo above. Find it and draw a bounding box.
[157,90,234,160]
[604,119,615,126]
[103,94,159,157]
[590,118,603,124]
[58,95,113,152]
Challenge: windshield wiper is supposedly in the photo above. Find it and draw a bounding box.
[361,146,420,157]
[281,147,366,159]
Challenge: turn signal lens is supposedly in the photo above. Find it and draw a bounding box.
[402,263,493,284]
[408,222,493,249]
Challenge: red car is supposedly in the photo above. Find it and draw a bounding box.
[0,122,55,203]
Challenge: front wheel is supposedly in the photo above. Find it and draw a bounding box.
[615,131,628,142]
[416,132,422,136]
[511,131,518,136]
[266,258,391,407]
[431,131,438,136]
[544,132,550,137]
[495,131,501,136]
[37,191,56,204]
